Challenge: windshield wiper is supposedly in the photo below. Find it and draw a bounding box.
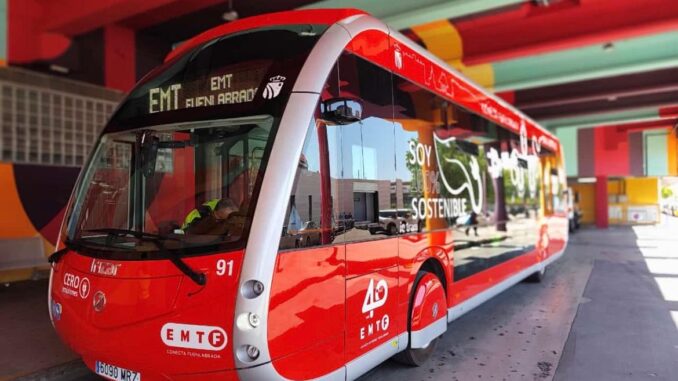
[84,228,207,286]
[86,228,173,244]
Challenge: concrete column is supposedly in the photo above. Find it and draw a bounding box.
[104,24,135,92]
[595,175,608,228]
[0,0,6,66]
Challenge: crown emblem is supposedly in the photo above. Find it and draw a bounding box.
[263,75,287,99]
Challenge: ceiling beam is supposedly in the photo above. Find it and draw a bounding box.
[521,83,678,111]
[44,0,174,35]
[119,0,226,31]
[456,0,678,65]
[524,89,678,120]
[541,106,678,131]
[514,68,678,110]
[299,0,525,30]
[383,0,525,30]
[541,108,661,130]
[43,0,223,36]
[493,31,678,92]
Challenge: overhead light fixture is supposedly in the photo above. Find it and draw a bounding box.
[49,64,69,74]
[578,177,597,183]
[222,0,238,21]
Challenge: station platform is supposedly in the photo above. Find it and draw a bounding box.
[3,218,678,381]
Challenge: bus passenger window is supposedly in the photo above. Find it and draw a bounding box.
[332,53,397,243]
[279,119,340,250]
[393,74,549,280]
[393,76,460,235]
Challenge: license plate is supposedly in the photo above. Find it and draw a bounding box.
[95,361,141,381]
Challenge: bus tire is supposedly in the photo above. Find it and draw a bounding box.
[387,223,397,236]
[394,335,438,367]
[394,270,445,367]
[525,266,546,283]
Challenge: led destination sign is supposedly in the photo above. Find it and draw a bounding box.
[148,64,271,114]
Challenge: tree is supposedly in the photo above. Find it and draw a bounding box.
[662,186,673,199]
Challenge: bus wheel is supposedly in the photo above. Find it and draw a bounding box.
[525,266,546,283]
[387,223,397,236]
[394,271,447,367]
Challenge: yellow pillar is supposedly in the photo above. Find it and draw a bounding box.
[668,127,677,176]
[410,20,495,89]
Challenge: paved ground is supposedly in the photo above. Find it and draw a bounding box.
[361,217,678,381]
[0,279,78,381]
[4,218,678,380]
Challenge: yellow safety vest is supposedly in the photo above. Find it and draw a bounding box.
[182,199,220,229]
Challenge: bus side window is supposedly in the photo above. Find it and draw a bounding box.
[333,52,397,243]
[393,73,552,280]
[279,121,326,250]
[393,75,458,234]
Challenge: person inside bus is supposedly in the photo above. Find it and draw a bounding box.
[182,198,239,236]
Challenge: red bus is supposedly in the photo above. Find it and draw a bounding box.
[48,9,568,381]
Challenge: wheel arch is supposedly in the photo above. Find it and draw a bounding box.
[419,257,448,298]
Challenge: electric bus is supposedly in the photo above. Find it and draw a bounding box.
[48,9,568,381]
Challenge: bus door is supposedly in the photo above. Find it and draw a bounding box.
[332,52,401,365]
[268,117,345,378]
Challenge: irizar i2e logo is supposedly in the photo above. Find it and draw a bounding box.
[262,75,286,99]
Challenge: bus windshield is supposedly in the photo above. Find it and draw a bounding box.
[64,25,327,258]
[67,117,273,258]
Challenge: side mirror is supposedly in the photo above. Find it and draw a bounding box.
[321,97,363,125]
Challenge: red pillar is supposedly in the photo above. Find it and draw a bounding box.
[595,175,608,228]
[104,24,136,92]
[495,91,515,105]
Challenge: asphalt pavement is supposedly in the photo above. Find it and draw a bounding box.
[361,218,678,381]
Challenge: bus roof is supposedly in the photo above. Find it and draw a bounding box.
[165,9,366,63]
[161,8,558,150]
